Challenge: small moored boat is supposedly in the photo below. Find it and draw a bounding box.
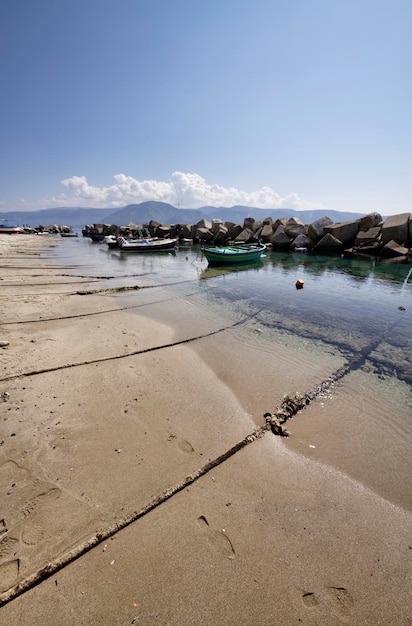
[201,242,266,265]
[103,235,121,248]
[117,236,176,252]
[0,220,23,234]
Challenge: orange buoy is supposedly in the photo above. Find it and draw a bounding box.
[295,279,304,290]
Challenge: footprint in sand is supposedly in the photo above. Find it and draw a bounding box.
[0,559,20,593]
[325,586,354,623]
[167,434,194,454]
[0,519,7,540]
[20,487,61,521]
[177,439,194,454]
[302,592,319,609]
[21,524,46,546]
[301,586,354,623]
[197,515,236,560]
[0,536,19,560]
[0,460,30,490]
[17,488,61,548]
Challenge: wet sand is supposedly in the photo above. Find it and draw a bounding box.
[0,234,411,625]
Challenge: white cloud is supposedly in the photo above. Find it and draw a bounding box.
[5,172,323,211]
[52,171,321,211]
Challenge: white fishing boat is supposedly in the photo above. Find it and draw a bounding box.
[117,236,176,252]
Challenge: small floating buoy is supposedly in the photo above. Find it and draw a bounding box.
[295,279,304,290]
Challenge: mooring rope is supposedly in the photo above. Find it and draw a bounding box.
[0,427,265,608]
[264,318,403,436]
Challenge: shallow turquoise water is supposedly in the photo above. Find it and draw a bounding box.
[47,236,412,386]
[43,235,412,513]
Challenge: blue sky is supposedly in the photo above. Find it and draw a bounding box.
[1,0,410,215]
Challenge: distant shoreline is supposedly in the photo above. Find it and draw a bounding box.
[0,203,367,229]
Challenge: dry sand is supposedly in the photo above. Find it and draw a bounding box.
[0,234,411,625]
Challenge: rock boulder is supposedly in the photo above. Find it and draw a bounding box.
[324,220,359,245]
[271,225,291,249]
[380,240,409,258]
[308,216,334,241]
[381,213,411,245]
[312,232,343,254]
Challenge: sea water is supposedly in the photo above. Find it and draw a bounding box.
[48,236,412,386]
[45,236,412,509]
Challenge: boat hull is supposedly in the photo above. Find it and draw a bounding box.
[117,237,176,252]
[0,221,23,234]
[202,244,266,265]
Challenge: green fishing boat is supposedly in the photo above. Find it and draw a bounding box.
[202,242,266,265]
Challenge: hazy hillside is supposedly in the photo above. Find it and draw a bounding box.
[1,203,366,228]
[104,203,366,226]
[103,201,204,226]
[200,206,366,224]
[0,208,114,228]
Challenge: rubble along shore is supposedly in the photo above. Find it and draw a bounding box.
[81,210,412,261]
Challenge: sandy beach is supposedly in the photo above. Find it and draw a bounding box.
[0,234,411,625]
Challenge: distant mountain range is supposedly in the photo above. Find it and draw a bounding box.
[1,201,367,229]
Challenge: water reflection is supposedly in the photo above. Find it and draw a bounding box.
[199,261,263,280]
[263,250,412,284]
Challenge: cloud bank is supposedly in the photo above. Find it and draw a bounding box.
[7,172,322,211]
[47,171,321,211]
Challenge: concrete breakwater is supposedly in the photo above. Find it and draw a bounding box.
[82,210,412,261]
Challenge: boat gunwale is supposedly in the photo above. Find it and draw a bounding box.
[201,243,266,254]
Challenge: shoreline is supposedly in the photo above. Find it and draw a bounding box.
[0,235,411,625]
[121,277,412,514]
